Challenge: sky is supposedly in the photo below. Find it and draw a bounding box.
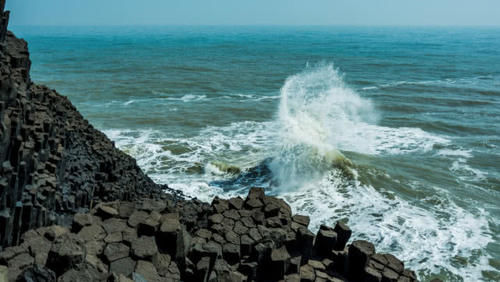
[6,0,500,27]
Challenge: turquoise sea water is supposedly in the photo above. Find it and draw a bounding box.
[13,26,500,281]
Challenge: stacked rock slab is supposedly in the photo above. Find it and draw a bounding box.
[0,0,174,251]
[0,188,418,281]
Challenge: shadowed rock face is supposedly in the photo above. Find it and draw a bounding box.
[0,1,419,281]
[0,0,178,251]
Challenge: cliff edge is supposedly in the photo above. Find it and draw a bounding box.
[0,2,419,281]
[0,0,170,250]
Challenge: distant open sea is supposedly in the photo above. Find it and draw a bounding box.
[13,25,500,281]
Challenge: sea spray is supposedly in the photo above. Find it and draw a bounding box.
[270,64,377,189]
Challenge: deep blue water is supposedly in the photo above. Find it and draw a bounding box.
[12,26,500,281]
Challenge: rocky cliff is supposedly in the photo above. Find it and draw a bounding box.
[0,2,419,281]
[0,0,171,251]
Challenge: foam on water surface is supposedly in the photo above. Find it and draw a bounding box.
[102,64,496,281]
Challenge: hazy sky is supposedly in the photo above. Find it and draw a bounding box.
[6,0,500,26]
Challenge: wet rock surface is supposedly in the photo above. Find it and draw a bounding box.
[0,2,418,281]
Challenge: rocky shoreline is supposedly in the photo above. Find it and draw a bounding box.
[0,2,418,281]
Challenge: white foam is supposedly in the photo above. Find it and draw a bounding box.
[180,94,207,102]
[280,170,495,281]
[437,148,473,158]
[450,159,488,182]
[269,64,450,189]
[101,64,494,281]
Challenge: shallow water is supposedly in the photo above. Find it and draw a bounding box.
[14,25,500,281]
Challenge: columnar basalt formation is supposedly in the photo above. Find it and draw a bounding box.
[0,0,173,251]
[0,189,418,282]
[0,1,419,281]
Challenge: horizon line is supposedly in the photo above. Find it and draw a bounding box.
[9,23,500,29]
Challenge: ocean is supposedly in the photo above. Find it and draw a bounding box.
[12,25,500,281]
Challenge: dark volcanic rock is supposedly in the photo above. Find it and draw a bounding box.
[46,234,85,276]
[0,0,174,251]
[0,2,418,281]
[19,265,56,282]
